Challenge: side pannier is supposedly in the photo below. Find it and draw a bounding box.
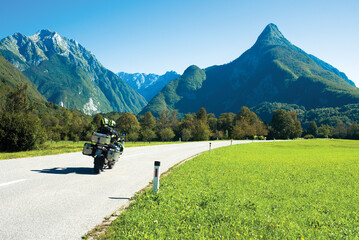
[107,148,121,162]
[83,143,95,156]
[91,132,111,145]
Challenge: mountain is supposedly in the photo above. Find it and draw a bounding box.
[0,52,45,103]
[308,54,355,86]
[118,71,180,101]
[141,23,359,116]
[0,30,147,114]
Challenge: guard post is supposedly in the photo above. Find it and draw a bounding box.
[122,133,126,147]
[209,142,212,152]
[153,161,161,192]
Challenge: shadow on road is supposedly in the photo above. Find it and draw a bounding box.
[31,167,95,175]
[108,197,131,200]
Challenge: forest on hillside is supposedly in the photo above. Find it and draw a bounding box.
[0,85,358,152]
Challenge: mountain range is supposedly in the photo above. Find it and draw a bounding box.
[0,24,358,120]
[0,30,147,114]
[141,23,359,116]
[118,71,180,102]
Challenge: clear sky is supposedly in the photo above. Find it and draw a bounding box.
[1,0,358,86]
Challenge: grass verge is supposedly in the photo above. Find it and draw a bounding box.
[0,141,183,160]
[95,139,359,239]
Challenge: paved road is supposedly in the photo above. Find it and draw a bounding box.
[0,140,252,239]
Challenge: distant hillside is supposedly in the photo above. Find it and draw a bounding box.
[141,23,359,116]
[118,71,180,102]
[0,30,147,114]
[0,52,45,103]
[252,101,359,128]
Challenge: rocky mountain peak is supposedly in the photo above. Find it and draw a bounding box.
[259,24,283,38]
[12,32,26,38]
[254,23,291,47]
[37,29,55,38]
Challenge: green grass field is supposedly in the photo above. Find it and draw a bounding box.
[98,139,359,239]
[0,141,182,160]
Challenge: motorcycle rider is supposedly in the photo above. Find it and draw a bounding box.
[97,118,123,152]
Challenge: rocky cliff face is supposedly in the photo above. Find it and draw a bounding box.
[0,30,147,114]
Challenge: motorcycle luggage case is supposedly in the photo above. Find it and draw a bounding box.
[107,148,120,161]
[91,132,111,145]
[83,143,94,156]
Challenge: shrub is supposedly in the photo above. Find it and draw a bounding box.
[0,112,46,151]
[304,134,315,139]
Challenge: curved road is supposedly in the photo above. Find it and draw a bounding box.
[0,141,251,239]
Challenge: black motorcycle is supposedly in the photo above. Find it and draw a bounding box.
[83,132,123,174]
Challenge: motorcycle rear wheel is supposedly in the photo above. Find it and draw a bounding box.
[94,156,104,174]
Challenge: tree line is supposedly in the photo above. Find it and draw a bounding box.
[0,85,358,152]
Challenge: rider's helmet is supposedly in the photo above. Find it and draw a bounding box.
[109,120,116,128]
[101,118,109,127]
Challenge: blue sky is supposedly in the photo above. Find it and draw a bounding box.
[1,0,358,86]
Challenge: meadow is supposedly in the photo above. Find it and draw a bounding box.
[98,139,359,239]
[0,141,182,160]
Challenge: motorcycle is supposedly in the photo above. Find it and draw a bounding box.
[82,132,123,174]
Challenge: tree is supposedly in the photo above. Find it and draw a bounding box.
[159,128,175,141]
[181,128,192,141]
[141,111,156,130]
[235,106,259,124]
[127,131,139,142]
[92,113,103,129]
[269,110,302,139]
[5,84,30,114]
[179,119,194,141]
[0,84,45,151]
[348,123,359,139]
[192,120,211,140]
[289,112,302,139]
[197,107,208,122]
[208,115,217,133]
[307,121,318,137]
[213,130,224,140]
[231,107,268,139]
[231,124,245,139]
[141,128,156,142]
[217,113,235,138]
[317,124,333,138]
[332,122,348,139]
[117,112,140,136]
[183,113,196,121]
[157,110,179,133]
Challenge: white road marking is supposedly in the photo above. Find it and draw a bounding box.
[0,179,27,188]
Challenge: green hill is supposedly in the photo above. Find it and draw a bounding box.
[0,52,45,103]
[142,23,359,116]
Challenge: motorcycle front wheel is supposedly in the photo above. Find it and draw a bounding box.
[108,161,115,169]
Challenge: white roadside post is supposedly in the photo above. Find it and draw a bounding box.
[153,161,161,192]
[209,142,212,152]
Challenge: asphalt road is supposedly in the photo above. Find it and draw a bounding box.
[0,140,251,239]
